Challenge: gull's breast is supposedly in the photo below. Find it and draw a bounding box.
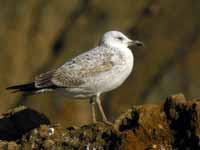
[90,48,134,93]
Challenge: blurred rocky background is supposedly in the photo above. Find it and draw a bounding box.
[0,0,200,126]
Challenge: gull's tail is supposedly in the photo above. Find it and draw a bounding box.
[6,71,58,93]
[6,83,37,93]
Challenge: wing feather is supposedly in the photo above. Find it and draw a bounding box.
[35,70,55,88]
[35,47,115,88]
[51,47,114,87]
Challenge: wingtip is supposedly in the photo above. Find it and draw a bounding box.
[6,83,35,93]
[6,85,20,90]
[6,86,19,93]
[6,86,13,90]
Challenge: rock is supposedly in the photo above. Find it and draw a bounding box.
[0,106,50,141]
[0,93,200,149]
[164,93,200,149]
[20,123,122,150]
[114,104,173,149]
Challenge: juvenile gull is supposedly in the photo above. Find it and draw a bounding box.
[7,31,143,124]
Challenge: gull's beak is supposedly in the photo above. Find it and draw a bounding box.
[128,40,144,47]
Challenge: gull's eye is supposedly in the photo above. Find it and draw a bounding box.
[117,36,123,41]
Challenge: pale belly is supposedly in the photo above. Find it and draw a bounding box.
[57,65,133,98]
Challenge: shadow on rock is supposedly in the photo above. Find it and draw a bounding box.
[0,106,50,141]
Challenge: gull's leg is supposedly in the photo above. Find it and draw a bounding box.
[89,97,97,123]
[96,93,112,125]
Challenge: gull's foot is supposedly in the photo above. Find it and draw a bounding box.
[103,120,113,126]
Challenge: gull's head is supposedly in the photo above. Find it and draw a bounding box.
[100,31,144,49]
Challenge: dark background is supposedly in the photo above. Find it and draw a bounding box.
[0,0,200,126]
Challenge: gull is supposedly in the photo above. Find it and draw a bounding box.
[6,31,143,125]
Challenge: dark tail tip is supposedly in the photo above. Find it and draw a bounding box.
[6,83,36,93]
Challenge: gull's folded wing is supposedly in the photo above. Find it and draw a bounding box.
[36,47,114,88]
